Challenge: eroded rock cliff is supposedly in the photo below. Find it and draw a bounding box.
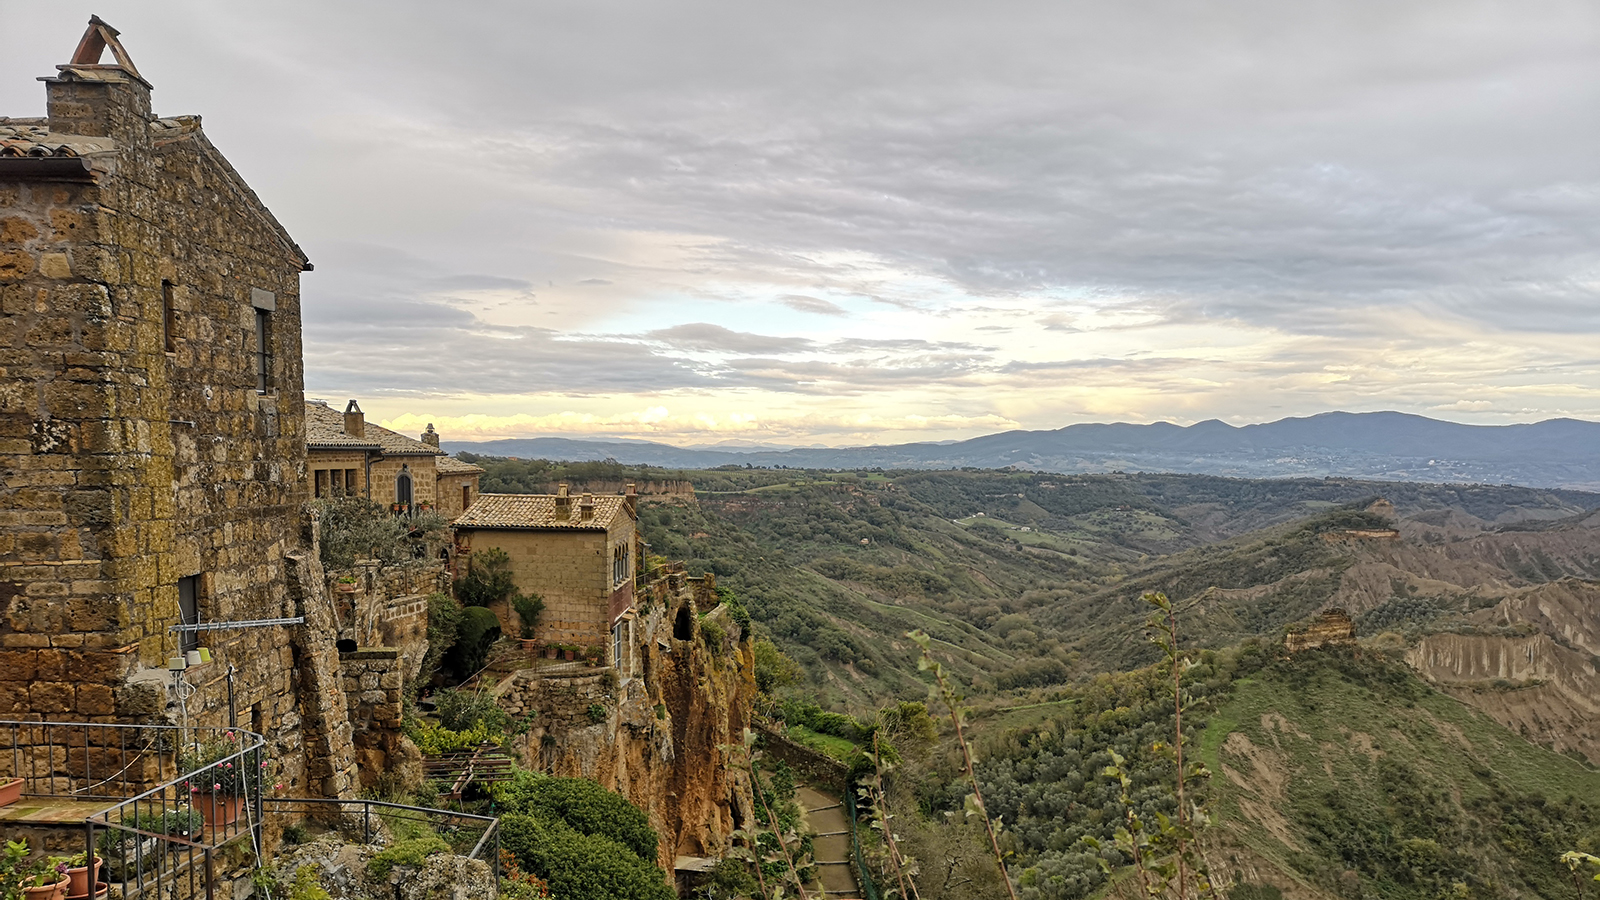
[495,571,756,872]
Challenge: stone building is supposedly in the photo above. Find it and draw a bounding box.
[0,19,354,797]
[305,399,482,519]
[452,485,638,659]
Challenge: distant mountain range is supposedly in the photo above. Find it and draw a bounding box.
[443,411,1600,491]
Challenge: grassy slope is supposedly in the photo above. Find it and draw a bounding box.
[1201,652,1600,900]
[464,455,1598,710]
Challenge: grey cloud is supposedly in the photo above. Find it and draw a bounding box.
[14,1,1600,418]
[643,323,815,355]
[577,278,613,285]
[779,294,848,316]
[424,274,532,291]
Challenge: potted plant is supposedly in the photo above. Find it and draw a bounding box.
[20,858,68,900]
[511,592,544,651]
[335,575,359,594]
[98,810,199,881]
[60,852,99,899]
[0,775,22,808]
[1,840,31,899]
[583,645,604,667]
[178,731,262,829]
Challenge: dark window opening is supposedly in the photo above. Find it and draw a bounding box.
[177,575,200,653]
[254,308,273,393]
[673,605,693,641]
[347,469,359,495]
[463,484,471,510]
[396,468,413,510]
[161,280,176,353]
[313,469,327,499]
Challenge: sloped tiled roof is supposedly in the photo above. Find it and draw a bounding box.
[305,401,443,456]
[436,455,484,475]
[0,118,117,158]
[454,493,627,531]
[305,402,381,451]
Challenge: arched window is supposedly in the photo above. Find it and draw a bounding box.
[395,466,413,510]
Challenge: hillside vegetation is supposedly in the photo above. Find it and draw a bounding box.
[885,646,1600,900]
[462,457,1598,706]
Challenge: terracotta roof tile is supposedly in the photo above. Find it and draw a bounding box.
[0,119,117,158]
[305,402,381,450]
[454,493,626,530]
[436,455,484,475]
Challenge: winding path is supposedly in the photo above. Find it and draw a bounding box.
[797,783,861,899]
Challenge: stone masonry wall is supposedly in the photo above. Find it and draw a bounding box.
[435,472,477,520]
[368,456,438,511]
[1,63,320,800]
[328,559,443,682]
[340,647,408,788]
[458,515,634,649]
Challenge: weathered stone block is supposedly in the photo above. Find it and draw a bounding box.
[28,681,74,713]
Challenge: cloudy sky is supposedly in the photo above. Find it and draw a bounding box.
[4,1,1599,446]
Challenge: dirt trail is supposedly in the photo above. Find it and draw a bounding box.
[797,783,861,898]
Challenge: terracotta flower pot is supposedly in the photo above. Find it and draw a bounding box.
[0,776,22,807]
[196,794,245,828]
[66,861,101,899]
[22,877,68,900]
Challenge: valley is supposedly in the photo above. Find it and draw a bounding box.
[465,455,1600,900]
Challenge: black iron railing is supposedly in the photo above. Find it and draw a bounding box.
[86,728,267,900]
[0,720,244,802]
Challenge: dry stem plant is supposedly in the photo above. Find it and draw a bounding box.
[909,630,1020,900]
[1093,592,1222,900]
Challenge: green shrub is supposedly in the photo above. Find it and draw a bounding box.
[316,498,447,570]
[445,606,501,681]
[415,593,462,693]
[403,720,504,754]
[497,777,658,862]
[511,593,545,639]
[700,618,727,650]
[499,815,672,900]
[367,837,449,880]
[586,703,607,724]
[457,548,519,607]
[435,688,511,734]
[288,866,331,900]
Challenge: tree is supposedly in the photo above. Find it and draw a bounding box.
[456,548,520,607]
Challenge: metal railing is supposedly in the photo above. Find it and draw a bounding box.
[86,728,268,900]
[263,798,500,869]
[0,720,244,801]
[1,722,500,900]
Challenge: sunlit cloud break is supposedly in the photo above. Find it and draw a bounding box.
[380,409,1020,443]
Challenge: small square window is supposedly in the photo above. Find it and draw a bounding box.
[177,575,200,653]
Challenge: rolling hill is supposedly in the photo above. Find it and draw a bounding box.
[444,411,1600,490]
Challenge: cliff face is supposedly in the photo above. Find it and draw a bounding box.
[1405,579,1600,765]
[496,572,755,872]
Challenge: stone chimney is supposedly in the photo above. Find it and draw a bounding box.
[623,483,638,518]
[421,423,439,448]
[554,483,570,520]
[579,492,595,521]
[44,17,154,143]
[343,400,365,438]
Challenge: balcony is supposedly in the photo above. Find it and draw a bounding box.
[0,721,499,900]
